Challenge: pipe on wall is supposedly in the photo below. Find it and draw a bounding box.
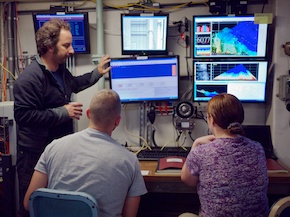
[7,2,16,100]
[93,0,105,90]
[0,3,2,102]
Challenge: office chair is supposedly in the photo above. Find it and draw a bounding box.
[268,196,290,217]
[178,212,199,217]
[29,188,98,217]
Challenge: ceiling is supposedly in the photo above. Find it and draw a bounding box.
[0,0,268,3]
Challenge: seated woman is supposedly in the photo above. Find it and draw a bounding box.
[181,93,269,217]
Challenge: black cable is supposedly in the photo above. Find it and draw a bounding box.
[172,105,176,128]
[261,4,265,13]
[151,126,158,147]
[147,105,156,124]
[184,17,189,32]
[188,131,195,142]
[175,131,182,142]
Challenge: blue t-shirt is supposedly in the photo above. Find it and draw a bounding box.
[51,69,65,90]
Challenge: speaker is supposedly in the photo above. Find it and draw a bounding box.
[176,101,194,118]
[230,0,248,14]
[175,101,195,131]
[209,0,227,15]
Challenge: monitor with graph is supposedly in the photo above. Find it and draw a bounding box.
[193,60,268,102]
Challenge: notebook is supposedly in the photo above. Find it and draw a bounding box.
[242,125,278,160]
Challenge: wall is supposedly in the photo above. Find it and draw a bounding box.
[268,0,290,167]
[15,1,289,164]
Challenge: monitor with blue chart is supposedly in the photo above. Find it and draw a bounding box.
[109,56,180,103]
[192,15,269,59]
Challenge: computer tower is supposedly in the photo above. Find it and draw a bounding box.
[0,101,17,217]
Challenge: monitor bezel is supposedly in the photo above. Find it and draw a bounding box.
[192,59,269,103]
[32,12,91,54]
[121,13,169,56]
[109,55,180,104]
[192,14,269,59]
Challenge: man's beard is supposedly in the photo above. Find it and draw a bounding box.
[53,47,69,64]
[53,46,58,55]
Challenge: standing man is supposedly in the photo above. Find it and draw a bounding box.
[13,19,111,217]
[24,89,147,217]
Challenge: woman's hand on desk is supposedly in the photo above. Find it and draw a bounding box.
[191,135,216,151]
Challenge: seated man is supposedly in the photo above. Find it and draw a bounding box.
[24,89,147,217]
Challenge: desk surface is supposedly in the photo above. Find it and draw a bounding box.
[140,160,290,194]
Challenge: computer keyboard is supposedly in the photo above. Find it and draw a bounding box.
[137,147,190,160]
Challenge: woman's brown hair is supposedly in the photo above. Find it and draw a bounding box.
[207,93,244,134]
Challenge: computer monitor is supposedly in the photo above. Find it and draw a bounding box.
[32,12,90,54]
[193,60,268,102]
[193,15,268,58]
[109,56,180,103]
[121,13,169,56]
[242,125,277,159]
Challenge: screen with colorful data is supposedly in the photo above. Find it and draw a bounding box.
[193,60,268,102]
[193,15,268,58]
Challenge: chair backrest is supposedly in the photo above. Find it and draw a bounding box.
[29,188,98,217]
[268,196,290,217]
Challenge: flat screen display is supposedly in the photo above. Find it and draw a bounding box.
[193,60,268,102]
[193,15,268,58]
[32,12,90,54]
[109,56,179,103]
[121,13,169,56]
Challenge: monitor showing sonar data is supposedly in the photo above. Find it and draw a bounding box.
[192,15,268,58]
[193,60,268,102]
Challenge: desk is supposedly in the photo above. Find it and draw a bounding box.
[140,160,290,195]
[138,160,290,216]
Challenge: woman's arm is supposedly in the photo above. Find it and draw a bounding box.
[191,135,216,150]
[181,162,199,187]
[181,135,215,186]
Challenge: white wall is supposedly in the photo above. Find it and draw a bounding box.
[268,0,290,167]
[16,1,290,166]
